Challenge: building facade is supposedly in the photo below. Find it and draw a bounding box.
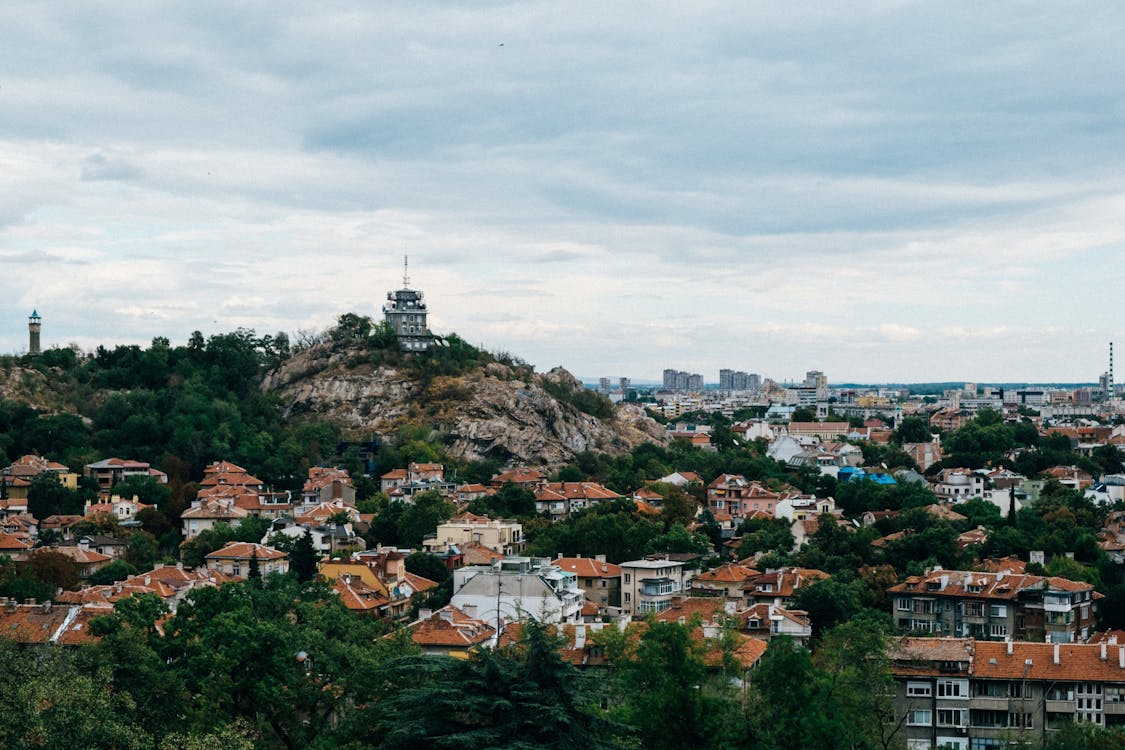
[382,257,432,352]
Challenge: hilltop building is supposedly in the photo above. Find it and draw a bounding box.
[382,255,433,352]
[28,310,41,355]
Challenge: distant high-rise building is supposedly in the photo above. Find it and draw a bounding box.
[598,377,611,395]
[619,377,630,392]
[719,369,734,390]
[28,310,41,355]
[662,369,703,391]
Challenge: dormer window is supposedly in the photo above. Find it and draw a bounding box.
[967,584,983,594]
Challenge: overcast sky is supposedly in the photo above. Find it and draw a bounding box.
[2,2,1123,384]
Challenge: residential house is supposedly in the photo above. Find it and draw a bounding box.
[554,555,623,609]
[4,454,80,490]
[204,542,289,577]
[690,562,760,599]
[382,462,456,500]
[301,466,356,506]
[706,475,784,523]
[739,603,813,644]
[422,512,525,556]
[931,469,986,502]
[407,605,496,657]
[83,494,154,523]
[180,497,248,539]
[534,482,622,520]
[83,457,166,493]
[657,471,703,487]
[741,567,829,608]
[489,468,548,489]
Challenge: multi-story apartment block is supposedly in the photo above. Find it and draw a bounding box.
[892,637,1125,748]
[619,557,692,618]
[888,568,1099,643]
[662,369,704,392]
[451,557,584,630]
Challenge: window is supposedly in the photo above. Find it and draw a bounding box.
[990,604,1007,617]
[962,601,984,617]
[624,574,631,584]
[907,709,932,726]
[989,624,1007,637]
[938,679,968,699]
[1007,712,1032,729]
[938,709,966,727]
[907,681,932,698]
[624,593,630,603]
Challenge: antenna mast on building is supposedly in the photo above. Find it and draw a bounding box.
[1111,342,1115,396]
[403,252,410,289]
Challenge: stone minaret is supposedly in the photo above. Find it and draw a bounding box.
[28,310,41,355]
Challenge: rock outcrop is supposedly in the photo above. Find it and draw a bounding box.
[261,344,665,466]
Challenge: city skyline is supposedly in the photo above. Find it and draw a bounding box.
[3,3,1125,382]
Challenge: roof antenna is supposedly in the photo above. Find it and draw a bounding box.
[403,251,411,289]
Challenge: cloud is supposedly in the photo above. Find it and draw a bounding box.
[1,3,1124,381]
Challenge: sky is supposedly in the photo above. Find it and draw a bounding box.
[2,2,1124,384]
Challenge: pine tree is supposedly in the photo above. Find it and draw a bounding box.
[290,529,318,582]
[248,549,261,581]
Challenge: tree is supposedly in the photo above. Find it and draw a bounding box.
[88,559,138,585]
[398,490,455,547]
[28,472,83,519]
[290,529,318,582]
[365,620,620,749]
[615,620,727,750]
[748,638,835,749]
[23,548,79,591]
[891,416,931,445]
[125,531,160,570]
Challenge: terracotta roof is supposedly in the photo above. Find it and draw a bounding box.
[409,605,495,648]
[923,504,968,522]
[181,498,250,520]
[380,468,408,480]
[303,467,353,492]
[491,468,547,485]
[205,542,286,561]
[402,571,438,594]
[695,563,760,584]
[538,482,623,501]
[0,531,33,550]
[888,568,1095,599]
[331,576,390,612]
[460,542,506,565]
[0,602,103,645]
[47,546,111,564]
[554,557,623,578]
[653,596,730,624]
[742,568,829,598]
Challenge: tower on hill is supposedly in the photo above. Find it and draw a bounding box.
[28,310,41,355]
[382,255,433,352]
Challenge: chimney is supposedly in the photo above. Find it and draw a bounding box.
[439,609,453,622]
[1102,643,1108,661]
[1119,647,1124,669]
[27,599,36,606]
[41,601,50,613]
[595,554,606,563]
[1006,640,1013,656]
[4,600,15,613]
[1053,643,1060,665]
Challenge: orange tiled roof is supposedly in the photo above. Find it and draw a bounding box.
[695,562,760,583]
[555,557,623,578]
[409,606,495,648]
[205,542,286,561]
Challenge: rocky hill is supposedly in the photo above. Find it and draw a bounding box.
[260,343,666,466]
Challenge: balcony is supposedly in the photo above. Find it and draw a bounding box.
[969,697,1010,710]
[1105,702,1125,715]
[1045,699,1077,713]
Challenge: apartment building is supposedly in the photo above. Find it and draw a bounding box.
[892,637,1125,749]
[889,568,1099,643]
[619,557,692,618]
